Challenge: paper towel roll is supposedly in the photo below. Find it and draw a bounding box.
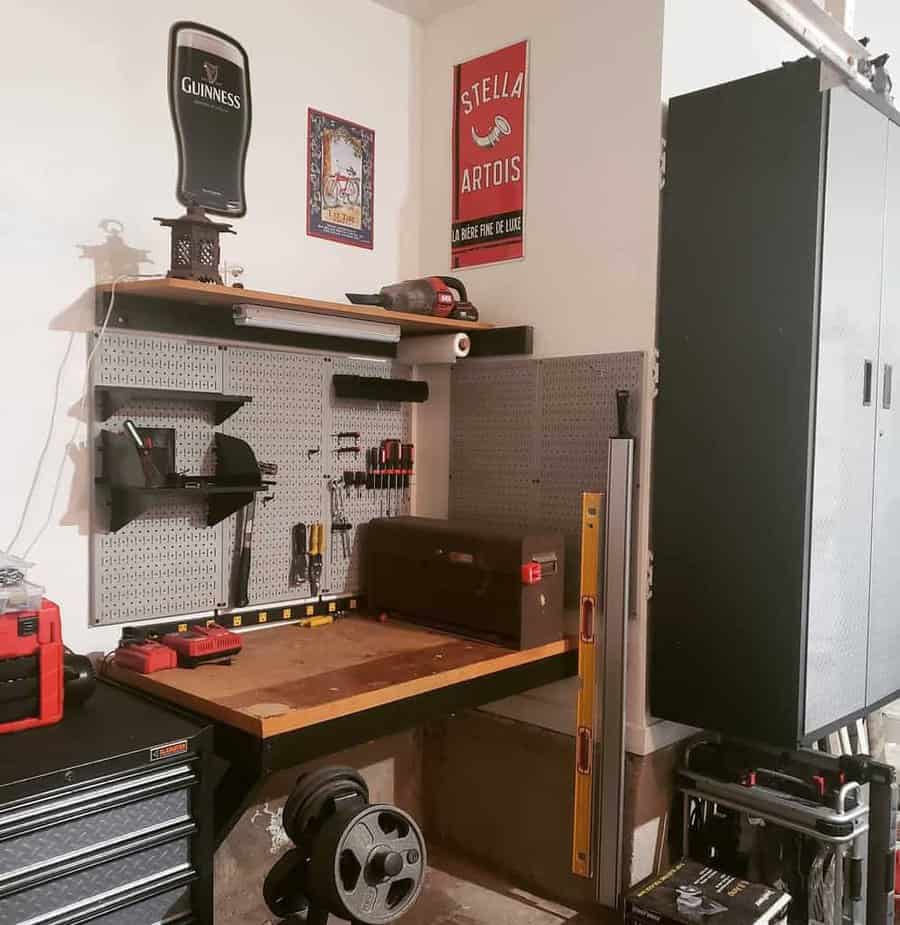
[397,332,471,365]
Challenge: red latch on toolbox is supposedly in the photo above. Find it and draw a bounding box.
[521,562,542,585]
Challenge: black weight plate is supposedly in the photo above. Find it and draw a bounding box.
[0,677,39,704]
[263,848,309,918]
[0,656,38,683]
[283,765,368,848]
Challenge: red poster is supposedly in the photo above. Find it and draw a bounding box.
[452,40,528,269]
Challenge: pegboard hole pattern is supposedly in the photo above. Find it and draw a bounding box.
[450,354,644,607]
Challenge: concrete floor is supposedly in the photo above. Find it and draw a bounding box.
[265,852,613,925]
[398,852,613,925]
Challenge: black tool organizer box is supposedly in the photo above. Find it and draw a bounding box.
[0,681,212,925]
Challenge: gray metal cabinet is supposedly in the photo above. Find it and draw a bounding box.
[651,59,900,747]
[868,122,900,707]
[805,87,887,734]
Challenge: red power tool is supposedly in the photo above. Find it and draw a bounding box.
[346,277,479,321]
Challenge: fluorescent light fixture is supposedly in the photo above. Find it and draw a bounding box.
[234,304,401,343]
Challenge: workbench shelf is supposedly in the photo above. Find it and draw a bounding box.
[95,385,252,424]
[95,279,534,357]
[96,480,264,531]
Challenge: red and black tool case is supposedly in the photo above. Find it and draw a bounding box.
[0,599,63,734]
[367,517,565,649]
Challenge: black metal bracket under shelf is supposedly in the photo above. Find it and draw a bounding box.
[97,482,265,532]
[95,385,251,424]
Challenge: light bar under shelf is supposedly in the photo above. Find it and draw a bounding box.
[233,304,402,343]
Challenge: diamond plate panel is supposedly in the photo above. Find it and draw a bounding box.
[0,838,191,924]
[326,357,413,595]
[92,335,224,624]
[450,354,644,608]
[90,887,192,925]
[449,361,540,532]
[0,789,190,881]
[221,347,325,607]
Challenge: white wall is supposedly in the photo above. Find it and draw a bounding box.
[1,0,421,655]
[415,0,666,752]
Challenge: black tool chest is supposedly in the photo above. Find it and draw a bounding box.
[0,682,212,925]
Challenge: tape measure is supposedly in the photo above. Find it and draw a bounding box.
[572,491,604,879]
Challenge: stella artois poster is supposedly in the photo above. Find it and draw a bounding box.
[452,40,528,268]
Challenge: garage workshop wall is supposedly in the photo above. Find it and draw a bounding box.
[413,0,668,754]
[1,0,422,655]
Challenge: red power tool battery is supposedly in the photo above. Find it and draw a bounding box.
[113,640,178,674]
[160,623,242,668]
[0,599,64,734]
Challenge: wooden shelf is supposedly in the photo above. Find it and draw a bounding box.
[103,617,576,739]
[99,278,495,337]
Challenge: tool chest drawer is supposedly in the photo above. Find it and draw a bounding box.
[0,766,195,883]
[0,833,193,924]
[0,683,212,925]
[89,885,193,925]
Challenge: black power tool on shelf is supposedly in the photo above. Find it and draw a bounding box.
[347,277,479,322]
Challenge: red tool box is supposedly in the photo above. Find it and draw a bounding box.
[0,599,64,734]
[160,623,242,668]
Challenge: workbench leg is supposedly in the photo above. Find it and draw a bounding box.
[214,761,263,847]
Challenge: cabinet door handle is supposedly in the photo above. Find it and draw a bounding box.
[864,360,874,406]
[884,363,893,410]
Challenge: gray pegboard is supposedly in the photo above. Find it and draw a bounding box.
[449,361,539,532]
[326,357,413,595]
[450,353,644,607]
[221,346,325,608]
[92,333,223,624]
[92,333,414,624]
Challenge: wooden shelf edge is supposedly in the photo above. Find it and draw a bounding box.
[258,636,576,738]
[101,662,265,738]
[97,278,497,336]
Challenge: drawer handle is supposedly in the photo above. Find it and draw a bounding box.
[884,363,893,410]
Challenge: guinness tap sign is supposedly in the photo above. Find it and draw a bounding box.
[168,22,252,217]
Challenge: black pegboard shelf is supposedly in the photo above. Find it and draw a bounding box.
[96,481,264,531]
[95,385,251,424]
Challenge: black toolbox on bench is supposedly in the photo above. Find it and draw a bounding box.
[367,517,565,649]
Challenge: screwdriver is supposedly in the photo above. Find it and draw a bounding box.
[401,443,414,510]
[379,443,390,516]
[381,439,401,517]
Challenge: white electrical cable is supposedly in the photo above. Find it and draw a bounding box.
[7,273,162,559]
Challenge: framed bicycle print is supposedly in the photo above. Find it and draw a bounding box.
[307,108,375,249]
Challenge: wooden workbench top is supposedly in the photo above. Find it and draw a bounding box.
[104,618,575,739]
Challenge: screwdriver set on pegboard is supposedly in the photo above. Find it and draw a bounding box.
[91,335,414,626]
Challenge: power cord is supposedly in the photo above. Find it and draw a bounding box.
[5,273,163,558]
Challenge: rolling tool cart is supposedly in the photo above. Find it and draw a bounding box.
[679,739,897,925]
[0,681,212,924]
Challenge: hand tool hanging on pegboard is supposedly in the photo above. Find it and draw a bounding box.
[289,523,308,588]
[234,460,278,608]
[308,523,324,596]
